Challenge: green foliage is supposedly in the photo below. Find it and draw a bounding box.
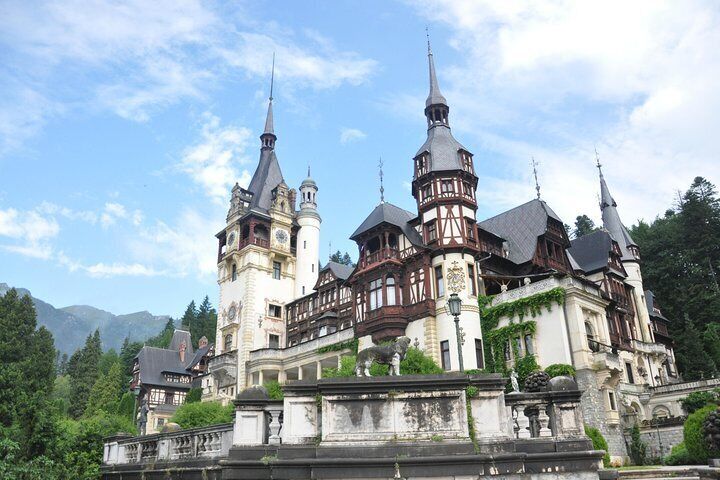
[117,392,135,420]
[68,330,102,418]
[322,348,442,378]
[629,423,647,466]
[145,318,175,348]
[704,324,720,373]
[684,404,720,463]
[630,177,720,380]
[681,390,719,414]
[51,376,73,417]
[479,287,565,331]
[119,337,143,379]
[0,438,63,480]
[544,364,576,378]
[84,361,125,417]
[485,321,537,374]
[573,214,598,238]
[97,349,119,375]
[329,250,355,267]
[664,441,692,466]
[171,401,234,429]
[317,338,359,355]
[264,381,284,400]
[584,425,610,467]
[185,387,202,403]
[515,355,541,390]
[181,297,218,347]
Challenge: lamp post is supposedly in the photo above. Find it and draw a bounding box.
[447,293,464,372]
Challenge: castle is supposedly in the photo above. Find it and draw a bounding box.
[199,42,699,463]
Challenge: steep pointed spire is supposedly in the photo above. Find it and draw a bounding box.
[532,157,541,200]
[425,28,448,108]
[261,53,276,149]
[596,149,638,261]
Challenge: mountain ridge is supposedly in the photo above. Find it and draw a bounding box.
[0,282,169,354]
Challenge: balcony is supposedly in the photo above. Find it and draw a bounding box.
[588,340,623,373]
[356,305,407,343]
[632,340,668,357]
[237,237,269,250]
[357,247,400,270]
[207,350,237,388]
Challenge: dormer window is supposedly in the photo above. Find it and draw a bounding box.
[463,154,473,172]
[440,179,454,194]
[425,221,437,242]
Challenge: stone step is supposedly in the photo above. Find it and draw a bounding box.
[618,468,700,480]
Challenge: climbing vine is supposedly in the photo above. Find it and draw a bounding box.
[316,338,359,355]
[479,287,566,374]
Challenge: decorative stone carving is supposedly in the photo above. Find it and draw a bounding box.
[355,337,410,377]
[445,261,466,294]
[510,369,520,393]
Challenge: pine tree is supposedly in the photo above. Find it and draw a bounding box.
[146,318,175,348]
[84,361,125,417]
[180,300,198,330]
[119,336,143,378]
[572,214,597,238]
[329,250,355,266]
[196,296,217,346]
[675,315,717,380]
[68,329,103,418]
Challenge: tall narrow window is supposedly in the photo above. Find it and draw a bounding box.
[231,264,237,282]
[441,340,451,371]
[273,261,281,280]
[434,265,445,297]
[426,221,437,242]
[311,264,314,272]
[304,240,307,249]
[466,218,476,241]
[440,179,454,193]
[475,339,484,369]
[467,264,476,296]
[386,276,396,306]
[269,334,280,349]
[625,362,635,384]
[608,391,617,410]
[524,334,534,355]
[369,278,383,310]
[224,334,233,352]
[504,340,511,361]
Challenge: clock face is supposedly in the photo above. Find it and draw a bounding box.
[227,232,236,246]
[275,229,288,244]
[228,306,236,321]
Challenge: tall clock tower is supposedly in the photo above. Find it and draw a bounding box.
[210,88,302,398]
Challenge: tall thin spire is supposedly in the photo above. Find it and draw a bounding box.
[261,53,276,148]
[425,28,447,109]
[378,156,385,203]
[531,157,541,199]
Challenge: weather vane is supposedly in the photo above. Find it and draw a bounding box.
[269,52,275,101]
[379,156,385,203]
[531,156,541,199]
[595,146,602,173]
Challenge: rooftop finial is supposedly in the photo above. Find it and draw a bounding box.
[595,146,602,175]
[531,156,541,199]
[269,52,275,102]
[307,164,311,177]
[426,26,432,55]
[379,156,385,203]
[328,240,332,260]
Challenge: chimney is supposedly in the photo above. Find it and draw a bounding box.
[179,341,186,363]
[198,336,208,349]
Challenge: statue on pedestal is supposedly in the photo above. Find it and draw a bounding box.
[355,337,411,377]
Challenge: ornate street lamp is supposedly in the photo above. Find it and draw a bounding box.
[447,293,464,372]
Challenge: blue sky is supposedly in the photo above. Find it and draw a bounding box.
[2,1,720,318]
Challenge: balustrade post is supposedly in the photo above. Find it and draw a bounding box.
[538,403,552,438]
[514,404,531,439]
[266,405,283,445]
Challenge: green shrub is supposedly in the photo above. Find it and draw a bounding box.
[684,404,720,463]
[117,392,136,419]
[681,391,718,414]
[629,423,647,466]
[544,363,576,378]
[584,424,610,467]
[171,401,233,429]
[515,354,540,389]
[264,381,284,400]
[465,368,488,375]
[322,348,442,378]
[185,387,202,404]
[664,441,692,466]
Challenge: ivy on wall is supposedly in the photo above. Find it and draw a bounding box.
[479,287,566,374]
[316,338,359,355]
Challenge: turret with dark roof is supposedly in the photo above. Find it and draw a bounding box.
[598,161,639,261]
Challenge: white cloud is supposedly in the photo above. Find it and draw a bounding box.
[178,113,254,203]
[0,206,59,259]
[339,127,367,145]
[0,1,377,151]
[408,0,720,223]
[100,202,128,228]
[37,202,98,224]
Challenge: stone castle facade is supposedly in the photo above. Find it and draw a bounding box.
[200,42,694,464]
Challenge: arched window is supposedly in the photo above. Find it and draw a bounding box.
[585,322,598,352]
[224,334,233,352]
[386,275,396,306]
[524,334,534,355]
[231,264,237,282]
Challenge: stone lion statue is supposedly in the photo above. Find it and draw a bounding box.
[355,337,411,377]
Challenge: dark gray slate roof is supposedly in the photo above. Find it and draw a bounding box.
[600,172,637,261]
[246,148,284,214]
[645,290,669,322]
[568,230,614,274]
[479,199,563,265]
[426,48,447,108]
[187,344,212,369]
[350,202,424,246]
[415,124,468,173]
[322,261,355,281]
[136,347,192,388]
[168,329,193,355]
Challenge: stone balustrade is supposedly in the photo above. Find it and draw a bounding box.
[650,376,720,395]
[103,423,233,466]
[504,388,585,440]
